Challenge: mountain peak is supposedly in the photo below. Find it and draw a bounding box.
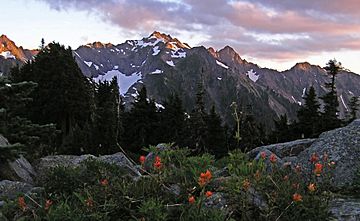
[85,41,114,49]
[148,31,191,49]
[292,62,313,71]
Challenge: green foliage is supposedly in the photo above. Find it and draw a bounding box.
[348,96,359,122]
[11,42,94,154]
[138,198,168,221]
[297,86,321,138]
[123,86,159,153]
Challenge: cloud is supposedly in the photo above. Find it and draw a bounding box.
[37,0,360,61]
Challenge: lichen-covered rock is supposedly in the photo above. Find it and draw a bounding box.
[329,197,360,221]
[296,119,360,188]
[248,138,315,159]
[0,180,33,199]
[35,152,140,181]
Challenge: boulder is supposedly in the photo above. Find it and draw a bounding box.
[35,152,141,180]
[248,138,316,159]
[296,119,360,188]
[329,197,360,221]
[8,155,37,184]
[0,180,33,199]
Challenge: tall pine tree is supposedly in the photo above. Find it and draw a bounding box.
[123,86,159,153]
[297,86,321,138]
[205,105,226,157]
[348,96,359,122]
[320,59,342,131]
[92,77,122,155]
[11,42,93,154]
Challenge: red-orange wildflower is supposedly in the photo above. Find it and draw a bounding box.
[242,179,251,191]
[153,156,162,169]
[100,178,109,186]
[292,193,303,202]
[85,198,94,207]
[310,153,319,163]
[314,163,323,176]
[269,153,277,163]
[205,191,213,198]
[260,151,266,160]
[188,196,195,204]
[45,199,53,210]
[308,183,316,192]
[139,155,146,164]
[18,196,27,211]
[198,170,212,187]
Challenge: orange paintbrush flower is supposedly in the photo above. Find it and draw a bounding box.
[139,155,146,164]
[314,163,323,176]
[292,193,303,202]
[188,196,195,204]
[205,191,213,198]
[18,196,27,211]
[308,183,316,192]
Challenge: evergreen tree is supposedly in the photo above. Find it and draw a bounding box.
[297,86,321,138]
[186,83,208,153]
[0,76,57,158]
[11,42,93,154]
[205,106,226,158]
[320,59,342,131]
[92,77,122,155]
[159,93,186,145]
[123,86,159,153]
[269,114,291,143]
[348,96,359,122]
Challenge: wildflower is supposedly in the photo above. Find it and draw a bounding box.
[292,183,300,189]
[292,193,303,202]
[45,199,53,210]
[308,183,316,192]
[283,175,289,181]
[188,196,195,204]
[269,153,277,163]
[153,156,162,169]
[85,198,94,207]
[254,170,261,181]
[295,165,301,173]
[314,163,323,176]
[260,151,267,159]
[198,170,212,187]
[205,191,213,198]
[100,178,109,186]
[330,161,336,166]
[18,196,27,211]
[310,153,319,163]
[139,155,146,164]
[242,179,251,191]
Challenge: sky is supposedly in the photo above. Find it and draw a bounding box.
[1,0,360,73]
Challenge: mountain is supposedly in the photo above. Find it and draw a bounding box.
[1,32,359,127]
[0,35,38,75]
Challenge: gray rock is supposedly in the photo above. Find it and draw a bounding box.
[204,192,228,210]
[0,134,10,146]
[35,152,140,181]
[99,152,141,176]
[248,138,315,159]
[0,180,33,199]
[296,119,360,188]
[329,197,360,221]
[8,155,37,184]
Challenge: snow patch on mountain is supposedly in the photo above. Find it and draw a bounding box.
[84,61,93,67]
[171,50,186,58]
[155,102,165,109]
[150,69,163,74]
[0,51,15,59]
[302,87,306,98]
[152,46,160,56]
[93,70,142,95]
[340,95,349,111]
[216,60,229,69]
[217,77,222,80]
[246,69,259,82]
[166,60,175,67]
[94,64,99,70]
[291,96,302,106]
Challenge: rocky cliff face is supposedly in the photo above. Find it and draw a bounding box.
[1,32,359,126]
